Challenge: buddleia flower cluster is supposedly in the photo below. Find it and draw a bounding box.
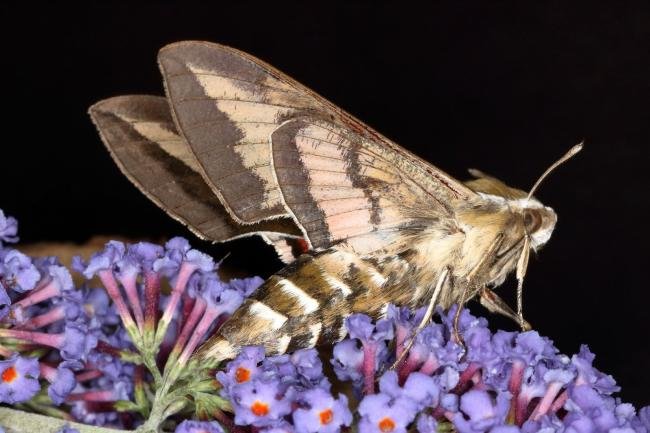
[0,206,648,433]
[0,208,262,431]
[214,306,650,433]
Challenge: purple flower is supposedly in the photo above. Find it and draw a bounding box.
[293,388,352,433]
[638,406,650,430]
[346,314,393,343]
[261,421,295,433]
[358,392,418,433]
[230,378,293,427]
[490,427,521,433]
[262,354,297,383]
[0,355,40,404]
[70,400,120,427]
[47,364,77,405]
[0,283,10,319]
[0,249,40,292]
[386,305,425,354]
[154,237,214,276]
[201,275,244,315]
[400,323,450,377]
[0,210,18,244]
[572,345,619,394]
[378,371,439,410]
[331,339,364,383]
[563,384,622,432]
[127,242,164,271]
[82,287,119,325]
[291,348,328,389]
[153,237,192,275]
[452,389,511,433]
[217,346,266,391]
[345,314,394,394]
[416,414,438,433]
[75,241,125,278]
[174,420,224,433]
[229,276,264,297]
[60,321,98,361]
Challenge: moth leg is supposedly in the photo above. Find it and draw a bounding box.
[515,236,531,331]
[453,233,505,345]
[391,268,449,371]
[479,287,532,331]
[452,285,471,346]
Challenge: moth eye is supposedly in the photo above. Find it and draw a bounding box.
[523,209,541,233]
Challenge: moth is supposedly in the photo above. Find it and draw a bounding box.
[89,41,579,364]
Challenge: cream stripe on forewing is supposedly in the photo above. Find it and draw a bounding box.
[186,63,309,103]
[212,100,295,123]
[185,62,314,102]
[248,301,288,329]
[186,63,259,100]
[231,141,273,168]
[276,279,320,314]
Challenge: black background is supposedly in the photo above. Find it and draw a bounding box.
[0,3,648,406]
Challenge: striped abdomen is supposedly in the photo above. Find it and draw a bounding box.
[196,247,435,362]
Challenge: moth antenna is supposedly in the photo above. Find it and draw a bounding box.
[527,142,583,200]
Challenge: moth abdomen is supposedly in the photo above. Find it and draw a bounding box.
[197,248,409,362]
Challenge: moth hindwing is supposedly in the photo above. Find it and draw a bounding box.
[91,41,562,362]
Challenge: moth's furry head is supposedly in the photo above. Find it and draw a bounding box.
[453,173,558,291]
[464,169,557,251]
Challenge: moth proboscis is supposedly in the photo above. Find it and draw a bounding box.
[89,41,581,365]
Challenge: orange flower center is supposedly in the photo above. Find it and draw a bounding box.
[235,366,251,383]
[251,400,270,416]
[319,408,334,425]
[1,366,17,383]
[378,417,396,433]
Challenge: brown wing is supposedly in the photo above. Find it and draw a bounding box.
[89,95,302,247]
[157,41,473,227]
[271,118,475,255]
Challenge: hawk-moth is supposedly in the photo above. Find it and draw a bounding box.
[89,41,577,364]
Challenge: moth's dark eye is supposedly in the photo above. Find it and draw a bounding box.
[523,210,541,233]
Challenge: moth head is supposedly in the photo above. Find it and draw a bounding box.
[511,199,557,251]
[465,143,582,251]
